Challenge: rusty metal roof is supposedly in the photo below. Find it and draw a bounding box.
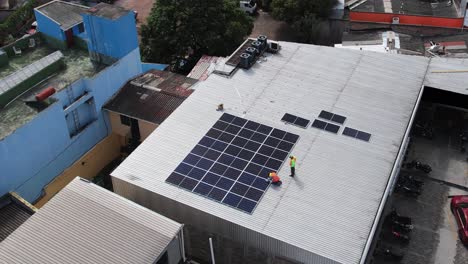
[104,70,197,124]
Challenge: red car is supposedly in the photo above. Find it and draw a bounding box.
[451,195,468,245]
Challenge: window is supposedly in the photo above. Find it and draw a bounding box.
[458,208,466,227]
[120,115,131,126]
[78,23,85,33]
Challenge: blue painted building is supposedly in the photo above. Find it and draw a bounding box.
[0,2,165,202]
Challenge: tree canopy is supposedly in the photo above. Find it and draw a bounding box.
[141,0,253,70]
[270,0,337,43]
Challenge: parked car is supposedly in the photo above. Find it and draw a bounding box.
[450,195,468,245]
[240,0,257,15]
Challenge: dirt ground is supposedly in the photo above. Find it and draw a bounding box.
[249,10,296,42]
[113,0,155,29]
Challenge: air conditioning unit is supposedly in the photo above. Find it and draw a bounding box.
[392,17,400,24]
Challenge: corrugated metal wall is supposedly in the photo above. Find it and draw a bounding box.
[113,177,340,264]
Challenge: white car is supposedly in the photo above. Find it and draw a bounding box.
[240,0,257,15]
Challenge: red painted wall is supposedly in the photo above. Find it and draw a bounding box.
[350,12,464,28]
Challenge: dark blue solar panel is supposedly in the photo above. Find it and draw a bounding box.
[277,141,293,152]
[209,187,227,201]
[187,167,205,180]
[238,149,255,161]
[271,129,286,139]
[175,163,193,175]
[231,182,249,196]
[223,167,241,180]
[265,158,282,171]
[220,113,235,123]
[244,141,261,152]
[239,129,254,139]
[257,124,273,135]
[264,137,280,148]
[284,133,299,144]
[213,121,229,131]
[225,145,242,156]
[194,182,213,195]
[196,158,214,170]
[212,141,228,152]
[166,173,185,185]
[252,177,269,191]
[231,158,248,171]
[238,172,256,185]
[192,145,208,156]
[204,149,221,161]
[179,177,198,191]
[211,163,228,176]
[245,120,260,131]
[251,132,267,143]
[166,114,299,214]
[216,177,235,190]
[226,124,242,134]
[245,188,263,202]
[245,163,262,175]
[223,193,242,207]
[218,132,235,143]
[218,154,235,166]
[183,154,201,166]
[232,117,247,127]
[258,145,274,156]
[199,136,215,147]
[237,199,256,214]
[252,154,268,166]
[202,172,220,185]
[272,149,288,162]
[232,137,248,148]
[206,128,222,139]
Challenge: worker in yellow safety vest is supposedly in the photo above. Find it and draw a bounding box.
[289,156,296,177]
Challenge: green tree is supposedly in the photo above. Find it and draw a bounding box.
[141,0,253,68]
[270,0,337,43]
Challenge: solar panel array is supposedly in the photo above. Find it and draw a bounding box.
[311,119,340,134]
[281,113,310,128]
[342,127,372,142]
[166,113,299,214]
[318,110,346,124]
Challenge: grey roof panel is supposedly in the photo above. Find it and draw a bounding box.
[111,43,429,264]
[425,57,468,95]
[36,1,89,30]
[0,178,182,264]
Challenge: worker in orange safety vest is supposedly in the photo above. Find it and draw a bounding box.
[289,155,297,177]
[268,172,282,186]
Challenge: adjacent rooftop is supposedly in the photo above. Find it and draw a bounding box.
[0,43,100,140]
[104,70,197,124]
[352,0,462,18]
[0,177,183,264]
[0,193,36,242]
[35,0,89,30]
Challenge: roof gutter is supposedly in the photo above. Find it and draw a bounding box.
[359,84,425,264]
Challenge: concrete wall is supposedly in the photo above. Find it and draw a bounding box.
[34,133,121,208]
[0,48,143,202]
[34,10,65,41]
[108,111,158,141]
[82,11,138,61]
[139,120,157,141]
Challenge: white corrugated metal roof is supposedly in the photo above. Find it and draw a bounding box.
[425,57,468,95]
[111,42,430,264]
[0,177,182,264]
